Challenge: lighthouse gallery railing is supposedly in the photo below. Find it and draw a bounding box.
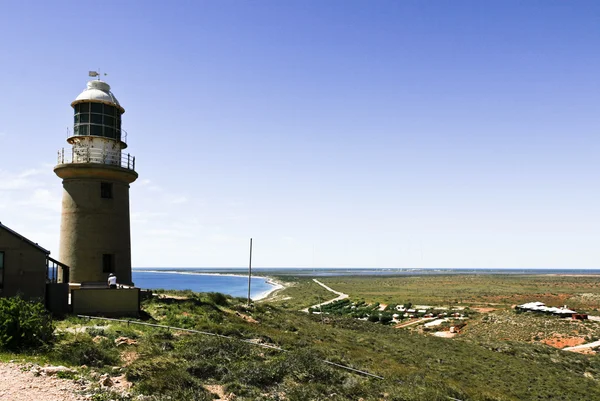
[57,147,135,171]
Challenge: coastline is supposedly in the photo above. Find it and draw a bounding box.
[134,269,257,279]
[253,277,286,301]
[133,269,288,301]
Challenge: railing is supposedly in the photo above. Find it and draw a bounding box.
[67,126,128,144]
[46,256,69,284]
[57,147,135,171]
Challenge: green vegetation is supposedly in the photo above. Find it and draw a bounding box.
[312,299,469,325]
[4,274,600,399]
[267,276,336,310]
[462,309,600,343]
[52,334,120,367]
[274,274,600,310]
[0,297,54,351]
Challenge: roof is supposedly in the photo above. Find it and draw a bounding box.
[0,222,50,254]
[518,301,577,315]
[71,80,124,112]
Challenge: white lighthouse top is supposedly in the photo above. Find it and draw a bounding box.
[71,80,124,112]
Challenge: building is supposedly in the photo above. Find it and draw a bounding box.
[516,301,577,317]
[0,222,68,311]
[0,222,50,300]
[55,78,138,285]
[54,76,140,316]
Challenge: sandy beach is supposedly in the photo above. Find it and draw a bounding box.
[254,277,288,301]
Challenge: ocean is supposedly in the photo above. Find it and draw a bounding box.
[132,269,279,300]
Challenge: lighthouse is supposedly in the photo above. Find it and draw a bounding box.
[55,76,137,285]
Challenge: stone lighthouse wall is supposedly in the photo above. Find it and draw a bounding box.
[56,164,136,285]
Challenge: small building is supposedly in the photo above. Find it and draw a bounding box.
[0,223,56,300]
[0,222,50,300]
[0,222,70,314]
[516,301,577,316]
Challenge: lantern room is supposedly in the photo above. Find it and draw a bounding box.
[69,80,127,149]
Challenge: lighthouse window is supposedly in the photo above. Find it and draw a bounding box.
[80,113,89,123]
[104,116,115,127]
[91,103,103,113]
[78,103,90,113]
[101,182,113,199]
[104,105,116,116]
[90,125,102,136]
[78,125,89,136]
[91,114,103,125]
[102,254,114,273]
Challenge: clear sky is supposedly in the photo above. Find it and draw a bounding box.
[0,1,598,268]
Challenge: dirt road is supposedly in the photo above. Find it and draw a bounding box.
[301,279,349,312]
[0,362,85,401]
[563,340,600,352]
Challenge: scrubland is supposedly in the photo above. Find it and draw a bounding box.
[3,275,600,400]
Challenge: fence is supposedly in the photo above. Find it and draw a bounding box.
[46,256,69,283]
[57,147,135,171]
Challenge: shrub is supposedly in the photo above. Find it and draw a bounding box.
[0,297,54,351]
[86,327,106,338]
[53,335,120,367]
[227,359,286,387]
[283,349,342,384]
[148,388,215,401]
[206,292,229,306]
[379,313,393,324]
[127,356,196,394]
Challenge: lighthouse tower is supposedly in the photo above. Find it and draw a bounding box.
[55,78,137,285]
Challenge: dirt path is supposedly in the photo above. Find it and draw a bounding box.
[301,279,349,312]
[563,340,600,352]
[0,362,85,401]
[394,317,435,329]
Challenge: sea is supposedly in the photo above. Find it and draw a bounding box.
[132,267,600,299]
[132,269,279,300]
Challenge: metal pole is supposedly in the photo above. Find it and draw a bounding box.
[247,238,253,305]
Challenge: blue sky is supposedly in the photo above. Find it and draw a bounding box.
[0,1,598,268]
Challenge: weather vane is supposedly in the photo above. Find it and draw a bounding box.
[88,69,108,80]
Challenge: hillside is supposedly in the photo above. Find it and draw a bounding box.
[3,275,600,400]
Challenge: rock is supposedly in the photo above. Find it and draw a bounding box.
[115,336,138,346]
[99,374,113,387]
[42,366,75,375]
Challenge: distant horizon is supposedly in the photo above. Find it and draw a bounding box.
[132,266,600,270]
